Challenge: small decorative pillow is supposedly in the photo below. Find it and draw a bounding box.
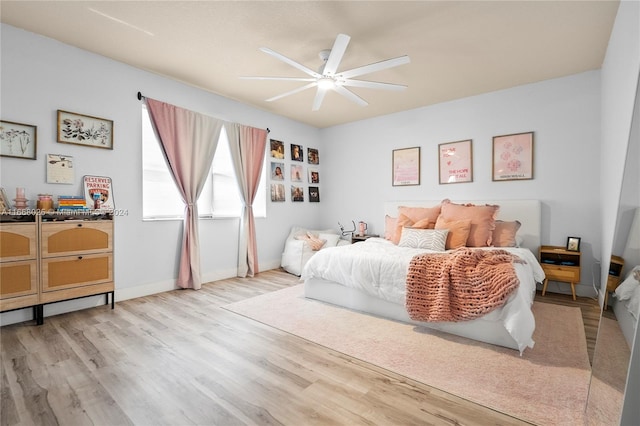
[393,214,415,244]
[397,204,441,225]
[319,233,340,248]
[434,216,472,249]
[492,220,522,247]
[398,228,448,251]
[295,232,326,251]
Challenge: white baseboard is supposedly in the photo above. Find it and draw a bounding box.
[1,261,283,326]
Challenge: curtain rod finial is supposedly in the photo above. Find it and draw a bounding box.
[137,92,143,100]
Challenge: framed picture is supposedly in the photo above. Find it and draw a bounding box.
[392,147,420,186]
[0,120,37,159]
[308,168,319,184]
[308,148,319,164]
[270,162,284,180]
[291,185,304,202]
[270,183,285,202]
[57,110,113,149]
[566,236,581,252]
[0,187,10,211]
[309,186,320,202]
[291,164,303,182]
[270,139,285,159]
[291,144,303,162]
[492,131,534,181]
[438,139,472,184]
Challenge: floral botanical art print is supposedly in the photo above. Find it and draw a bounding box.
[57,110,113,149]
[0,120,37,159]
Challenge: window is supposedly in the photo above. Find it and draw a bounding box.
[142,106,266,219]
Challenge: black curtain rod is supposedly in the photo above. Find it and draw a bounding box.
[137,91,269,133]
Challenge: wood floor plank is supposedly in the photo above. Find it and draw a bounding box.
[3,268,602,425]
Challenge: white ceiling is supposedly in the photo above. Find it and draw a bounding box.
[1,1,619,128]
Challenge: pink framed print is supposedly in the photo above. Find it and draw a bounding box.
[438,139,472,184]
[392,147,420,186]
[492,131,534,181]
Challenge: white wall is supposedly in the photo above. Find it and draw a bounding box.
[0,24,322,323]
[319,71,603,298]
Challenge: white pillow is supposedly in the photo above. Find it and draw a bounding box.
[319,233,340,248]
[398,228,448,251]
[616,266,640,301]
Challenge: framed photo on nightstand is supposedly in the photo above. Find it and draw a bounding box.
[566,236,581,252]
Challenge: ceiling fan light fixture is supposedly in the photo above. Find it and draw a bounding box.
[245,33,410,110]
[317,77,335,90]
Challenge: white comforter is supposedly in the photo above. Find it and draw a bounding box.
[301,238,546,352]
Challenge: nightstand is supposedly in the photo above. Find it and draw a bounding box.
[539,245,581,300]
[351,234,379,244]
[604,255,624,309]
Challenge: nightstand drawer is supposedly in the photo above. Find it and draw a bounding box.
[542,265,580,282]
[606,275,622,292]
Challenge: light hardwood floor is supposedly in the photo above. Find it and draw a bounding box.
[1,269,600,426]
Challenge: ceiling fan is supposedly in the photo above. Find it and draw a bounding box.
[241,33,410,111]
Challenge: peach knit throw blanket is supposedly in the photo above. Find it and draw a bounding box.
[406,248,525,322]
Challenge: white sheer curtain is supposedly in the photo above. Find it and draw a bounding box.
[225,123,268,277]
[145,97,224,289]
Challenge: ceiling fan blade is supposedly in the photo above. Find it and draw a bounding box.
[259,47,321,78]
[339,55,410,79]
[240,76,316,82]
[341,79,407,91]
[323,33,350,76]
[312,88,328,111]
[265,82,317,102]
[334,85,368,107]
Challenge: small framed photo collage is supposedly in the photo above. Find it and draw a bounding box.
[269,139,320,203]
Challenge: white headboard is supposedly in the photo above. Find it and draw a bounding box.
[384,199,541,253]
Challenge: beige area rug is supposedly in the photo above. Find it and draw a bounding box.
[223,285,592,426]
[585,317,631,425]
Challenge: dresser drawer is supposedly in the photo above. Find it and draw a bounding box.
[0,260,38,299]
[41,253,113,292]
[0,224,37,260]
[41,221,113,257]
[542,265,580,282]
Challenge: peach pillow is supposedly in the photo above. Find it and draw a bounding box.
[411,217,433,229]
[492,220,521,247]
[384,215,397,241]
[295,232,326,251]
[397,205,441,227]
[435,216,472,249]
[393,214,414,245]
[439,199,499,247]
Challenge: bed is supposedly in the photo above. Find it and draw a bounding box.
[302,199,545,354]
